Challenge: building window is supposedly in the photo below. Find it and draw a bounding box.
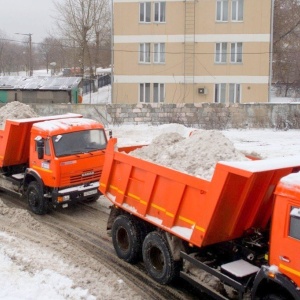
[154,2,166,22]
[231,42,243,63]
[216,0,228,22]
[215,43,227,63]
[215,83,226,103]
[140,2,151,23]
[153,83,165,102]
[229,83,241,103]
[139,43,151,63]
[153,43,165,63]
[140,83,151,102]
[232,0,244,21]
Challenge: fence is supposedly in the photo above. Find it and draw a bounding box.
[2,102,296,130]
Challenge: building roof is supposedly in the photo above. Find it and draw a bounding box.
[0,76,82,91]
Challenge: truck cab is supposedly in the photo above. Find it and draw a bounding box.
[253,173,300,298]
[248,172,300,299]
[0,114,108,214]
[26,117,107,213]
[272,172,300,284]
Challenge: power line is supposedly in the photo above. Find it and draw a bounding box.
[1,37,296,57]
[15,33,33,76]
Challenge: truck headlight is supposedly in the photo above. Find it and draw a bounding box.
[58,195,70,202]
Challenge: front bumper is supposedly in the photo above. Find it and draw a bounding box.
[52,181,100,205]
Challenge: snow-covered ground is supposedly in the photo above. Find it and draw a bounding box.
[1,71,300,299]
[1,123,300,299]
[82,85,111,104]
[0,239,95,300]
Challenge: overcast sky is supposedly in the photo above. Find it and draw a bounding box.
[0,0,56,44]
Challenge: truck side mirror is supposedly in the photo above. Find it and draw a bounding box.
[109,130,112,139]
[35,136,45,159]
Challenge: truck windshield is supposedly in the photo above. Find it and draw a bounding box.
[52,129,107,157]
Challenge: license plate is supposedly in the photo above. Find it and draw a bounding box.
[84,189,97,197]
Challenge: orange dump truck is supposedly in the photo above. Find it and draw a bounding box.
[100,138,300,299]
[0,113,108,214]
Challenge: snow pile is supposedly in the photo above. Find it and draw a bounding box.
[0,199,141,299]
[0,199,95,299]
[0,199,42,231]
[112,123,194,146]
[130,130,248,180]
[0,102,38,128]
[0,247,95,300]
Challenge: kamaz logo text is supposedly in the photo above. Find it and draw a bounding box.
[82,171,94,177]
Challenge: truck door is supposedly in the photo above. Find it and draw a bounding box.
[276,205,300,287]
[32,137,54,186]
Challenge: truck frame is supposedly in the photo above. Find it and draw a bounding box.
[0,113,107,214]
[100,138,300,299]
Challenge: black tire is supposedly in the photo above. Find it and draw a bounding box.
[142,231,178,285]
[111,214,143,264]
[27,181,48,215]
[262,294,288,300]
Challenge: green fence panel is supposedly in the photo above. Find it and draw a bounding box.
[0,91,7,103]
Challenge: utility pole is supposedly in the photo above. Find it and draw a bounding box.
[15,33,33,76]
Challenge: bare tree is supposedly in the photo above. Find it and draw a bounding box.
[38,37,74,74]
[92,0,111,69]
[0,31,8,74]
[53,0,111,76]
[0,30,28,75]
[273,0,300,97]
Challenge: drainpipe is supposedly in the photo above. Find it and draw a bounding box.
[268,0,275,102]
[111,0,114,104]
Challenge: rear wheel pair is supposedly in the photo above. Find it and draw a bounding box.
[112,214,179,284]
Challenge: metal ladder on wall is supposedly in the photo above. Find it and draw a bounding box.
[184,0,196,100]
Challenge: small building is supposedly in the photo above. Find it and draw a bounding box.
[0,76,83,104]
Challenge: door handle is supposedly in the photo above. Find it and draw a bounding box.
[279,256,290,263]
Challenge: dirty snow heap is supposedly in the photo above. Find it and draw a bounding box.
[0,102,38,129]
[130,130,249,180]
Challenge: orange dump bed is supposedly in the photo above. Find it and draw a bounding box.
[0,114,82,167]
[100,138,300,247]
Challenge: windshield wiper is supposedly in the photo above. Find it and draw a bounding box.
[70,150,87,154]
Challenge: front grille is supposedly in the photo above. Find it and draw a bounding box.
[61,169,102,186]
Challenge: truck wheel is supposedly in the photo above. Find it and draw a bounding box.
[262,294,288,300]
[27,182,48,215]
[142,231,178,285]
[112,214,142,264]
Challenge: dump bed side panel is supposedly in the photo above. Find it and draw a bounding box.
[100,139,300,247]
[100,139,211,246]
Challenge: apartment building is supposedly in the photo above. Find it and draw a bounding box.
[112,0,272,104]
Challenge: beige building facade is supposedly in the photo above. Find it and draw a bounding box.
[112,0,272,104]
